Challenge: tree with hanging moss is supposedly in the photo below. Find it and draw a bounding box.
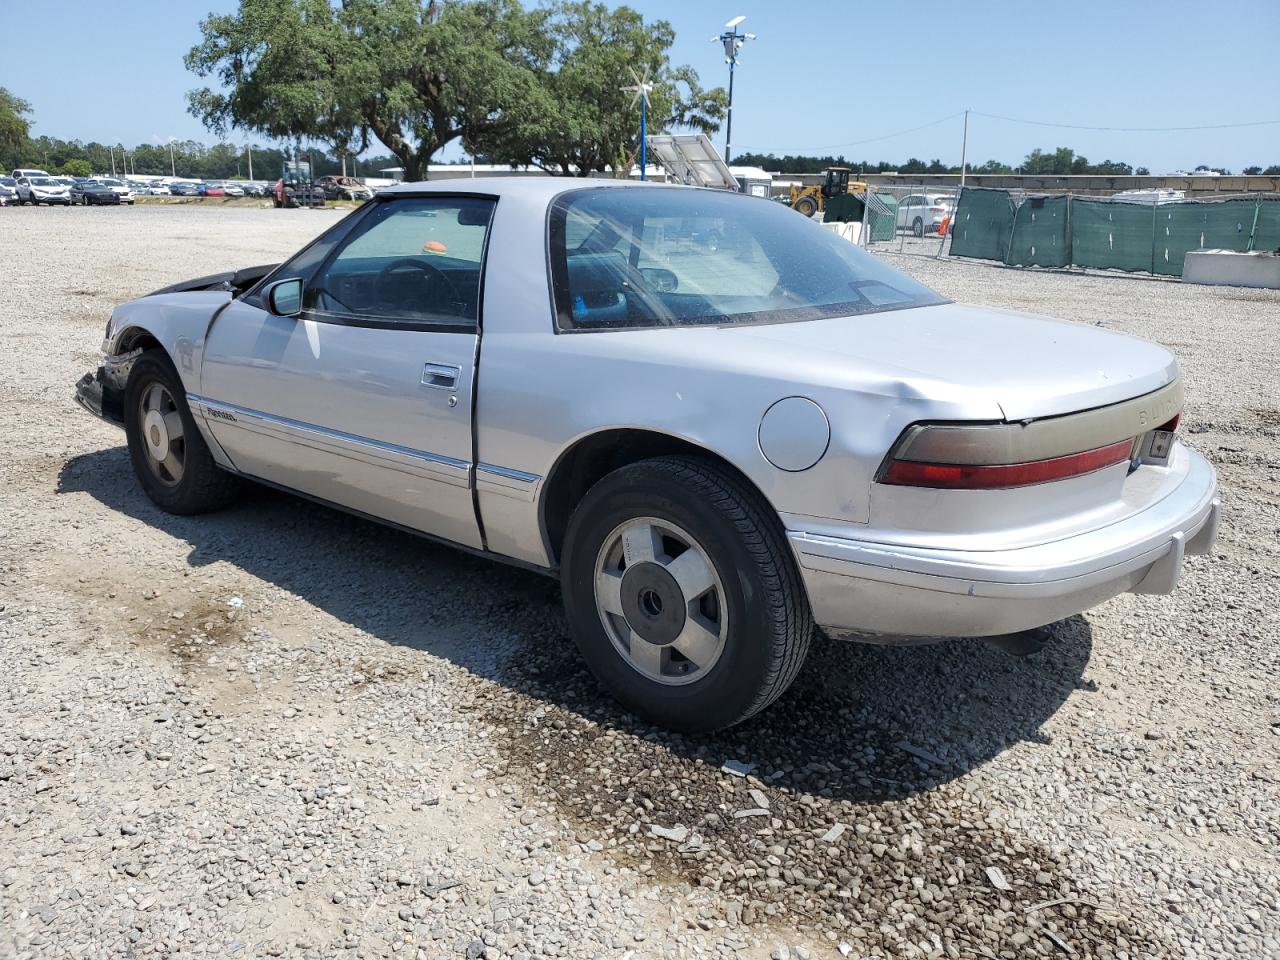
[185,0,553,181]
[0,88,33,170]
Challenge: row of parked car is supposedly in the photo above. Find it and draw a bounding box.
[1,169,378,207]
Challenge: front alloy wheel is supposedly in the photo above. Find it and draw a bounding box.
[136,381,186,487]
[124,350,243,514]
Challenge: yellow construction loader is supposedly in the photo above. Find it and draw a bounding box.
[788,166,868,218]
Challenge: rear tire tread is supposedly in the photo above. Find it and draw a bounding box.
[568,455,813,729]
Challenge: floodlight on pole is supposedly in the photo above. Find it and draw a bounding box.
[713,16,755,166]
[622,65,657,181]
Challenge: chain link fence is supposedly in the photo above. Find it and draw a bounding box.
[842,183,957,258]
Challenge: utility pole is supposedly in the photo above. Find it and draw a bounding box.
[714,16,755,166]
[109,145,117,177]
[960,109,969,187]
[247,144,253,181]
[168,140,176,178]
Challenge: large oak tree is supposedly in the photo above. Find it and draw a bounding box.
[185,0,724,180]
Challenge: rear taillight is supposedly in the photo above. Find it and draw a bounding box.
[880,385,1184,490]
[880,438,1135,490]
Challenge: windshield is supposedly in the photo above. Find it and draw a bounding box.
[0,178,14,187]
[101,179,124,186]
[29,177,54,186]
[549,187,947,331]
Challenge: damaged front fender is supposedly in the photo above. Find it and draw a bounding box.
[73,348,142,428]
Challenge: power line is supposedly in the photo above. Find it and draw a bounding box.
[739,111,965,155]
[970,111,1280,133]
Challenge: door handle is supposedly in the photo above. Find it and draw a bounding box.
[420,362,460,389]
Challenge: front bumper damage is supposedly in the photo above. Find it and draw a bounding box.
[73,350,140,428]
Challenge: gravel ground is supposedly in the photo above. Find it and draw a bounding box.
[1,205,1277,960]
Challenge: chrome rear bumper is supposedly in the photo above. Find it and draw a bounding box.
[790,447,1219,641]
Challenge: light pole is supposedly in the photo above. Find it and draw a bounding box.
[622,66,657,181]
[109,144,117,177]
[713,16,755,166]
[167,139,177,178]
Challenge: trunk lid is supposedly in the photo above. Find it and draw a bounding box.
[724,302,1178,420]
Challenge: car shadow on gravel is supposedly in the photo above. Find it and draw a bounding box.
[59,446,1094,805]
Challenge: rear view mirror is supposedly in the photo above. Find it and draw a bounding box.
[265,277,303,316]
[640,267,679,293]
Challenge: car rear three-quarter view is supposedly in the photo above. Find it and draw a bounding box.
[74,178,1219,732]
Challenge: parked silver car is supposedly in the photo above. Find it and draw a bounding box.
[896,193,955,236]
[74,179,1218,731]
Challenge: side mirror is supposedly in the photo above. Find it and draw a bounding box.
[265,277,303,317]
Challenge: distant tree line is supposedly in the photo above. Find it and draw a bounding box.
[734,147,1280,178]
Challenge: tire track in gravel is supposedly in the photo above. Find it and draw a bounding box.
[472,632,1179,958]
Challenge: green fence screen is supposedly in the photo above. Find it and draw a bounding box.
[950,188,1015,262]
[868,193,898,242]
[1071,199,1155,273]
[1152,198,1256,276]
[949,188,1279,277]
[1007,195,1070,268]
[1248,199,1280,253]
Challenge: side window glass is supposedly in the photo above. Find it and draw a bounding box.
[305,196,496,328]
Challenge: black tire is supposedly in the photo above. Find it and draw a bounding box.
[561,455,813,732]
[123,350,243,515]
[912,216,924,238]
[794,195,818,218]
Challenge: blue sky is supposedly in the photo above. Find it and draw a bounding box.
[3,0,1278,172]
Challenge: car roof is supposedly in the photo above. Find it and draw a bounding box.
[379,176,686,202]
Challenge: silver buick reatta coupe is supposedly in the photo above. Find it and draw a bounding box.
[75,179,1219,731]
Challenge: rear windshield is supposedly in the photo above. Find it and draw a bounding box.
[549,186,946,331]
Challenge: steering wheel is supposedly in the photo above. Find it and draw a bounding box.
[376,258,463,317]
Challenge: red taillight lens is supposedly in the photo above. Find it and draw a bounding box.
[881,439,1135,490]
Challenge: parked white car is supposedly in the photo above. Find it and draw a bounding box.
[74,179,1218,731]
[15,175,72,206]
[896,193,955,236]
[0,176,17,206]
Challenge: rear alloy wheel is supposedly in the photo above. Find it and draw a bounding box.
[912,216,924,238]
[562,456,813,732]
[124,350,243,514]
[594,516,728,686]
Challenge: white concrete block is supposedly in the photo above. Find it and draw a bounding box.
[1182,249,1280,289]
